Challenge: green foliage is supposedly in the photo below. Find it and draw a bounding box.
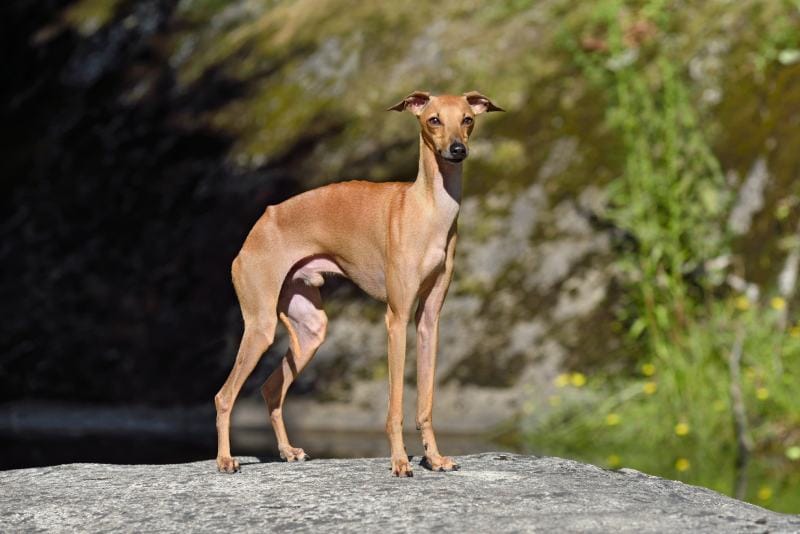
[62,0,123,36]
[535,301,800,512]
[756,0,800,70]
[526,0,800,513]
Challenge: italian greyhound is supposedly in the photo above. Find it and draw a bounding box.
[214,91,503,477]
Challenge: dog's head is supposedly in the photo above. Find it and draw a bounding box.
[388,91,503,163]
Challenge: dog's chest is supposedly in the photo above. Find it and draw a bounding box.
[416,193,458,280]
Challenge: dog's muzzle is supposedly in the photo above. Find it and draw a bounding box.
[443,141,467,162]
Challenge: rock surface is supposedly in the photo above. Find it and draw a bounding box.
[2,453,798,533]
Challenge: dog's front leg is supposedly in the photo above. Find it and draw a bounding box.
[385,301,413,477]
[415,231,459,472]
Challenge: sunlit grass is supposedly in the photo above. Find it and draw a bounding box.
[526,0,800,513]
[528,302,800,512]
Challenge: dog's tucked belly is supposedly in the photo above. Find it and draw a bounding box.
[290,254,388,302]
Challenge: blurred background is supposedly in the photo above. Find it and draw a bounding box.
[2,0,799,513]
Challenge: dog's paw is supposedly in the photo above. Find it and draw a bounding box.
[279,446,308,462]
[216,456,240,473]
[421,455,459,472]
[390,457,414,477]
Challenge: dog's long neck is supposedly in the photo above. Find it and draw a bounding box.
[413,134,462,224]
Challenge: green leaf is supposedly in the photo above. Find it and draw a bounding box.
[630,317,648,339]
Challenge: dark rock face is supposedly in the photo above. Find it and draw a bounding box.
[3,453,798,533]
[0,0,252,404]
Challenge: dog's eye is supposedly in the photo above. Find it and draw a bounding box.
[427,116,441,126]
[462,116,474,126]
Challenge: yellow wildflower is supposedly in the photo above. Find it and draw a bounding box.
[548,395,561,407]
[642,381,657,395]
[570,372,587,388]
[771,297,786,311]
[554,373,570,388]
[757,486,773,501]
[675,422,690,436]
[641,363,656,376]
[607,454,621,468]
[756,387,769,401]
[606,413,621,426]
[790,325,800,338]
[735,295,750,311]
[675,458,690,472]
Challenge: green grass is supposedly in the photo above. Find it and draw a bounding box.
[530,299,800,512]
[525,0,800,513]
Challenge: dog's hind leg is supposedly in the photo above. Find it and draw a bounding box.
[215,249,284,473]
[261,279,327,462]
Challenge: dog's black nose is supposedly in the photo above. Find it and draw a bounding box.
[449,142,467,157]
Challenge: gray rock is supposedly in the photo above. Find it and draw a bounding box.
[2,453,797,533]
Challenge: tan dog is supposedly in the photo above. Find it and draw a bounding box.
[214,91,503,477]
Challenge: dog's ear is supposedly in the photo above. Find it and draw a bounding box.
[463,91,504,114]
[387,91,431,115]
